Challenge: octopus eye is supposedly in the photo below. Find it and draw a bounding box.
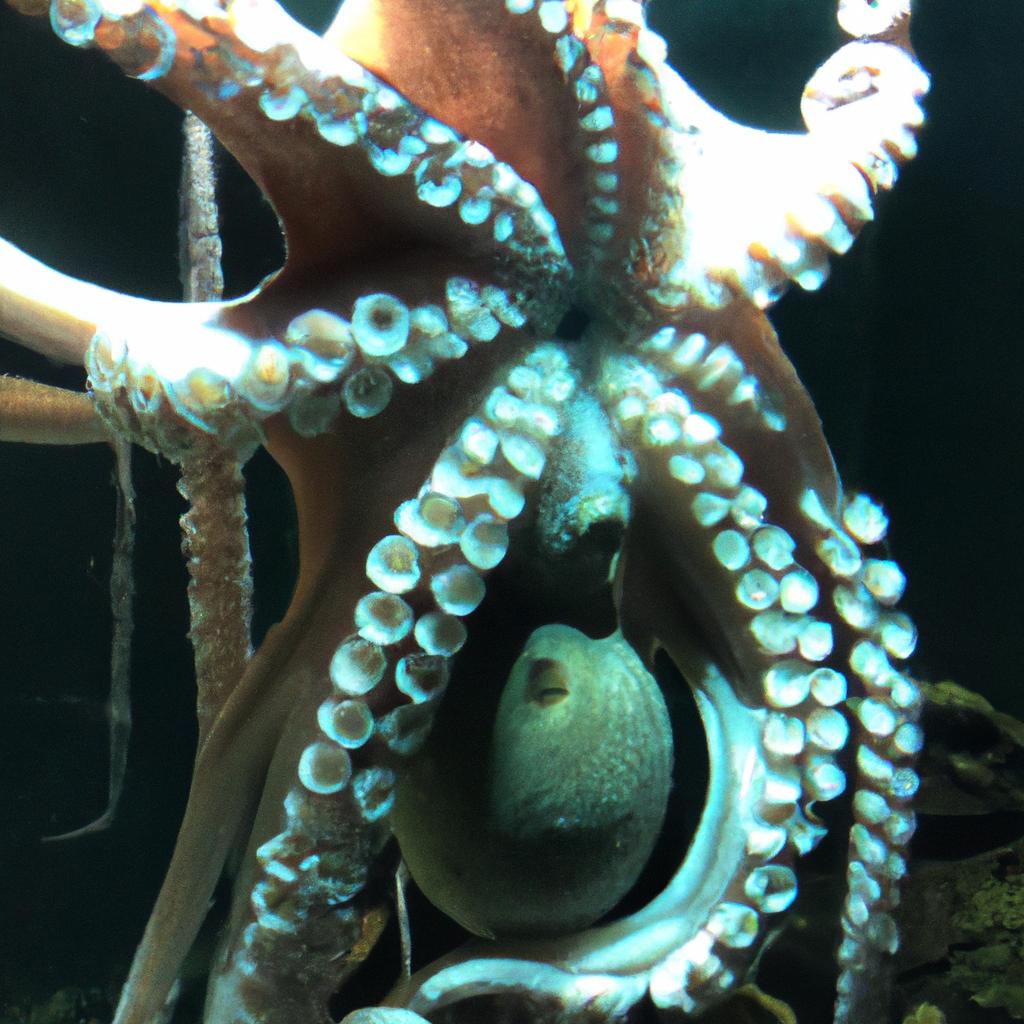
[524,657,571,706]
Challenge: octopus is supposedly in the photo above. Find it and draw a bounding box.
[0,0,932,1022]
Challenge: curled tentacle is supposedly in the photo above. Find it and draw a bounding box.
[202,344,582,1024]
[573,0,928,314]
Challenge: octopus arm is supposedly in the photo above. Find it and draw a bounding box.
[111,602,314,1024]
[0,238,163,365]
[196,343,585,1024]
[663,40,928,309]
[0,375,109,443]
[583,0,929,313]
[12,0,573,290]
[2,0,588,460]
[600,299,840,695]
[325,0,592,253]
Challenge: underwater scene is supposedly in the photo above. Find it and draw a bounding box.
[0,0,1021,1022]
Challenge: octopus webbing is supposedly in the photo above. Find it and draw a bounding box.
[0,0,931,1022]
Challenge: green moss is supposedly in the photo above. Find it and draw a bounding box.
[902,1005,947,1024]
[948,868,1024,1018]
[962,875,1024,933]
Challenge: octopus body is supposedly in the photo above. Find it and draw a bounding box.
[0,1,929,1022]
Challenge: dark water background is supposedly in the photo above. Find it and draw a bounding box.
[0,0,1021,1017]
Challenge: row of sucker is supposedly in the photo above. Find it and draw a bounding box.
[632,323,788,434]
[600,337,850,1016]
[797,488,922,1024]
[222,345,579,1024]
[85,279,529,459]
[502,0,623,265]
[609,319,920,1014]
[30,0,571,315]
[594,0,927,316]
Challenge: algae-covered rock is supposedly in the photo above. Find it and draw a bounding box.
[894,681,1024,1022]
[917,681,1024,817]
[949,865,1024,1019]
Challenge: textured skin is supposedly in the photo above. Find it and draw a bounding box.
[392,624,673,939]
[0,1,930,1022]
